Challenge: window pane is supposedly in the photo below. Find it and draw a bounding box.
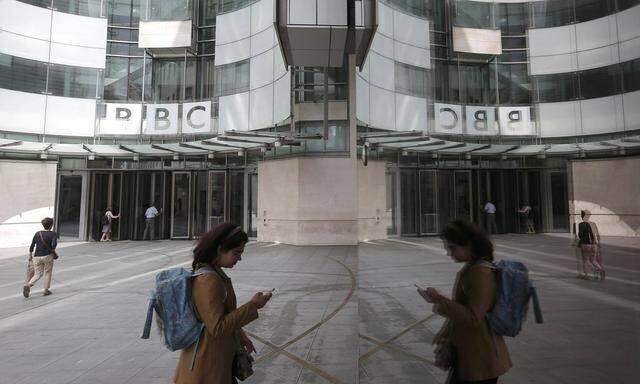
[53,0,105,17]
[214,59,250,97]
[0,53,48,94]
[197,56,216,99]
[48,64,98,98]
[532,0,573,28]
[498,3,528,35]
[574,0,615,23]
[579,65,621,99]
[108,0,141,26]
[533,72,578,103]
[145,0,192,21]
[459,63,495,105]
[502,36,526,50]
[622,58,640,93]
[395,62,428,98]
[152,59,184,101]
[326,124,347,151]
[497,64,531,104]
[16,0,52,8]
[199,0,217,25]
[104,56,129,100]
[454,0,494,28]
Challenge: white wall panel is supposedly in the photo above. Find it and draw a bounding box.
[620,36,640,62]
[370,87,395,130]
[273,44,287,77]
[250,85,274,130]
[251,0,274,34]
[143,104,179,135]
[377,2,393,37]
[289,0,316,25]
[217,5,251,44]
[538,101,581,137]
[0,89,46,134]
[317,0,348,25]
[394,41,429,68]
[51,11,107,49]
[250,26,276,56]
[273,73,290,123]
[44,96,95,136]
[370,33,394,59]
[575,15,617,51]
[250,49,274,89]
[99,103,141,135]
[368,52,394,91]
[49,43,106,69]
[581,96,624,135]
[623,90,640,131]
[0,31,49,62]
[215,39,251,65]
[529,53,577,75]
[528,25,576,56]
[356,74,370,124]
[616,4,640,42]
[395,94,426,131]
[577,44,618,71]
[0,0,52,41]
[393,10,428,48]
[219,92,249,131]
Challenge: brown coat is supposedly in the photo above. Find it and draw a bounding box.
[434,263,512,382]
[174,270,258,384]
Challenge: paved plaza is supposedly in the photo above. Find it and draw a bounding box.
[0,235,638,383]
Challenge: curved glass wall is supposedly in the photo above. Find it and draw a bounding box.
[531,0,639,28]
[17,0,106,17]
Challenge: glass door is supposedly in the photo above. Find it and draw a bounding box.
[57,173,86,239]
[454,170,473,222]
[229,170,245,229]
[400,170,418,235]
[385,171,397,235]
[209,171,226,230]
[193,171,208,237]
[172,172,191,238]
[419,170,438,234]
[247,172,258,237]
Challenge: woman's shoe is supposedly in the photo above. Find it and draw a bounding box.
[23,285,30,298]
[43,289,52,296]
[600,270,606,281]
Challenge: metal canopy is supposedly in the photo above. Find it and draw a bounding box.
[0,138,21,147]
[409,142,465,152]
[470,144,518,155]
[120,144,174,156]
[47,144,90,156]
[380,138,445,148]
[438,143,490,154]
[602,139,640,148]
[577,142,618,152]
[181,141,240,153]
[152,143,209,155]
[202,138,261,149]
[0,142,51,153]
[506,145,549,155]
[544,144,581,155]
[84,144,134,157]
[221,131,280,144]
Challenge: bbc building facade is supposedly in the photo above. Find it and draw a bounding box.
[0,0,638,246]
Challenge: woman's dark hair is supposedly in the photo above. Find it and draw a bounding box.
[581,210,586,219]
[41,217,54,230]
[440,220,494,262]
[192,223,248,271]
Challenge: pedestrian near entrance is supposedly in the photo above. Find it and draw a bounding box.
[576,210,604,280]
[417,220,512,384]
[484,201,498,235]
[100,207,120,242]
[142,203,160,240]
[23,217,59,298]
[174,223,272,384]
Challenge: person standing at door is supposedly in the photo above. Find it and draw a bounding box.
[143,203,160,240]
[23,217,58,298]
[484,201,498,235]
[100,207,120,242]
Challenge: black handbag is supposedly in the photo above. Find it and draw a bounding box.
[232,333,254,381]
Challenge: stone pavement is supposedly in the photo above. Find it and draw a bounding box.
[359,234,640,384]
[0,235,638,383]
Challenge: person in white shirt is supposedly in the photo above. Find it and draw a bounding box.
[484,201,498,235]
[100,207,120,242]
[143,203,161,240]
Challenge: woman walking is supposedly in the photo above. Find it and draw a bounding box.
[577,210,604,280]
[417,220,511,384]
[23,217,58,298]
[174,223,272,384]
[100,207,120,242]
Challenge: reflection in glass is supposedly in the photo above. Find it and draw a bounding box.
[108,0,141,26]
[47,64,99,99]
[209,171,226,229]
[144,0,192,21]
[419,170,437,234]
[400,170,417,235]
[454,0,495,28]
[0,54,48,94]
[386,172,396,235]
[58,175,83,238]
[53,0,105,17]
[172,172,191,238]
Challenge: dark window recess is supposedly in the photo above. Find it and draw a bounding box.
[16,0,52,9]
[498,3,528,35]
[497,64,531,105]
[622,58,640,93]
[214,59,250,97]
[499,51,527,63]
[532,0,573,28]
[107,0,141,27]
[454,0,495,28]
[579,65,621,99]
[108,28,139,42]
[107,42,145,56]
[574,0,616,23]
[47,64,99,99]
[533,72,578,103]
[198,27,216,41]
[53,0,105,18]
[395,62,428,98]
[433,61,460,103]
[0,53,48,94]
[617,0,640,12]
[458,63,496,105]
[502,36,526,50]
[198,41,216,55]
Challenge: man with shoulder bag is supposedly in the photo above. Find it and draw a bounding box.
[23,217,59,298]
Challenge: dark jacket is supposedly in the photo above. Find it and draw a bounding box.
[29,230,58,257]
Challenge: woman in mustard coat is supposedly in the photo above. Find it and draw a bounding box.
[174,224,272,384]
[418,220,512,384]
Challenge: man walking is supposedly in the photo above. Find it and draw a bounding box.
[143,203,160,240]
[484,200,498,235]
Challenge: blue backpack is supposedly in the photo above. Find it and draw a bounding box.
[479,260,544,337]
[141,266,218,369]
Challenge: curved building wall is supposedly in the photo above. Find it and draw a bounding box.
[215,0,290,132]
[0,0,107,137]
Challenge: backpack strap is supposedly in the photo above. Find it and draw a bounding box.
[529,282,544,324]
[141,297,156,339]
